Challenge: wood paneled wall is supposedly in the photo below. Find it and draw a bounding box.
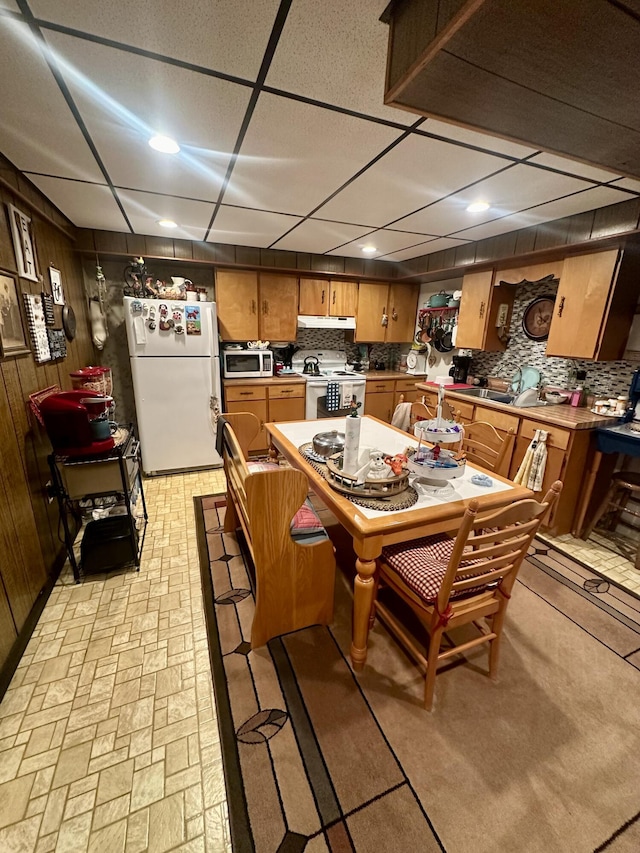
[0,159,95,675]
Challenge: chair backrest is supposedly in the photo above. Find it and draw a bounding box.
[408,397,455,425]
[461,421,515,476]
[222,411,261,458]
[436,481,562,614]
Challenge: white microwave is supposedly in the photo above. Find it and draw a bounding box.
[222,348,273,378]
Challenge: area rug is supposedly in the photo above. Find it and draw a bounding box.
[195,495,640,853]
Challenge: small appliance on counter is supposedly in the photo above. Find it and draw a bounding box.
[40,390,115,456]
[405,351,428,375]
[70,366,113,396]
[449,354,472,384]
[625,368,640,421]
[222,347,273,378]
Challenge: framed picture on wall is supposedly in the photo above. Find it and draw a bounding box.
[0,270,30,358]
[7,203,39,282]
[49,266,64,305]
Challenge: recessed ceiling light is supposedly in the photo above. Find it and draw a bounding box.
[148,135,180,154]
[466,201,490,213]
[362,246,377,254]
[157,219,177,229]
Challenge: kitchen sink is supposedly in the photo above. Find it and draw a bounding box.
[454,388,554,407]
[454,388,513,403]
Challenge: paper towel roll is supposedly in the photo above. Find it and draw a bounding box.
[343,416,361,474]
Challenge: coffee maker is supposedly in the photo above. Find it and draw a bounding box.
[449,354,472,384]
[626,368,640,422]
[40,390,115,456]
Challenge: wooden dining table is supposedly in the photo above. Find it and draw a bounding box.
[265,415,532,670]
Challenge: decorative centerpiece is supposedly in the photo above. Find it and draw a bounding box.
[326,448,409,497]
[408,385,466,487]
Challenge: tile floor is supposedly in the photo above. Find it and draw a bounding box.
[539,529,640,595]
[0,468,229,853]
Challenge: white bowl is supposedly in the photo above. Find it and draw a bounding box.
[545,390,570,404]
[407,455,465,481]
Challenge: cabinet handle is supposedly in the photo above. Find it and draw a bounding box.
[392,308,398,321]
[251,299,256,314]
[557,296,565,317]
[332,291,336,305]
[262,300,268,315]
[479,301,485,319]
[239,391,252,396]
[321,289,325,304]
[375,385,385,390]
[281,389,293,394]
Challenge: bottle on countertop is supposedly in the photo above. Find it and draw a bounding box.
[570,370,587,407]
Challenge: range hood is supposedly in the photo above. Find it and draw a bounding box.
[297,315,356,330]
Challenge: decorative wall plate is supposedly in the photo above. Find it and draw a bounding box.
[522,294,555,341]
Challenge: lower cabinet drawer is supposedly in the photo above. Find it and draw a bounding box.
[366,379,395,393]
[473,405,520,434]
[269,383,304,399]
[225,385,266,403]
[395,378,422,393]
[520,418,570,450]
[449,400,474,421]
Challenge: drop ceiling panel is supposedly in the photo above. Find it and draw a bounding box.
[454,186,636,242]
[208,206,302,247]
[613,178,640,193]
[266,0,413,125]
[28,176,127,230]
[29,0,280,80]
[223,92,401,215]
[424,119,538,159]
[383,237,471,263]
[527,153,620,183]
[394,164,594,235]
[318,134,509,228]
[117,189,214,241]
[328,228,437,259]
[272,219,371,254]
[45,31,250,202]
[0,2,20,11]
[0,19,104,180]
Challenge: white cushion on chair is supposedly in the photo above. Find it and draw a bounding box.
[382,534,485,603]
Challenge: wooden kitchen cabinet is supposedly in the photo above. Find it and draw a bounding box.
[216,270,298,341]
[225,398,269,453]
[545,249,640,360]
[355,282,418,343]
[365,378,396,422]
[223,380,306,452]
[268,382,305,423]
[456,270,514,351]
[299,279,358,316]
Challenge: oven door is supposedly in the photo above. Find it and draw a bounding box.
[305,380,366,419]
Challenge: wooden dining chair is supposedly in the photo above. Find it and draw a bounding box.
[459,421,515,477]
[397,395,455,436]
[371,481,562,711]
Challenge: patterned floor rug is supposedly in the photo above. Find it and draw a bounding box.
[194,495,640,853]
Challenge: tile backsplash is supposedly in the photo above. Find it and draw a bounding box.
[470,281,637,398]
[295,329,402,369]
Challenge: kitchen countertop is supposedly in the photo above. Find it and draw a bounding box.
[364,370,427,380]
[415,383,614,430]
[223,375,306,387]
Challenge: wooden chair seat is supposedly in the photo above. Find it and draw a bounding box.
[372,481,562,711]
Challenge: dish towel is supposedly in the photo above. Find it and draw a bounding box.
[528,430,548,491]
[513,435,535,486]
[326,381,341,412]
[391,402,412,431]
[340,382,354,409]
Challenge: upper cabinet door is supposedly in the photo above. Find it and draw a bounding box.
[354,283,388,342]
[456,271,494,350]
[386,283,419,342]
[329,280,358,316]
[546,249,640,360]
[216,270,259,340]
[298,278,329,315]
[259,274,298,341]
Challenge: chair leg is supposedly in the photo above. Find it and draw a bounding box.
[424,627,444,712]
[223,491,238,534]
[368,570,380,630]
[583,482,619,540]
[488,608,507,681]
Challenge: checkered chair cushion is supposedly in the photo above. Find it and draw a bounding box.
[247,460,280,473]
[381,533,487,604]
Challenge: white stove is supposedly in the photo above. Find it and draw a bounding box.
[290,350,367,419]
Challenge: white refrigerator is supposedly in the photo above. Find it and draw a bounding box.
[124,296,222,475]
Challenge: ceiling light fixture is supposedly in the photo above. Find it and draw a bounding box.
[157,219,177,229]
[362,246,377,254]
[148,135,180,154]
[466,201,490,213]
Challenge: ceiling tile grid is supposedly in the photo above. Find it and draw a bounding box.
[0,2,638,260]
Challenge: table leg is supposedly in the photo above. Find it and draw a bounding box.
[350,555,378,671]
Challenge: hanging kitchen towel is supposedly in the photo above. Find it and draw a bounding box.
[340,381,354,409]
[513,432,537,486]
[326,381,340,412]
[391,401,412,431]
[528,430,548,491]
